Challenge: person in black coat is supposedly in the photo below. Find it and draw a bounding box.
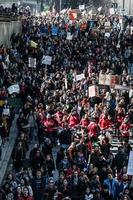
[113,146,127,173]
[101,184,114,200]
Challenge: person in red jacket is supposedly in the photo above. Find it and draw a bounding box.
[55,110,63,125]
[98,114,110,132]
[43,114,57,134]
[80,114,90,128]
[88,118,99,141]
[68,111,80,128]
[17,187,34,200]
[119,116,131,141]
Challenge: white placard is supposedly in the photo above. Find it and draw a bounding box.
[89,85,99,97]
[42,55,52,65]
[67,32,73,40]
[8,84,20,95]
[3,108,10,116]
[110,8,115,15]
[115,85,130,91]
[127,151,133,175]
[79,5,85,10]
[75,74,85,81]
[28,57,36,68]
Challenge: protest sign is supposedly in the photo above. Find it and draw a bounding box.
[89,85,99,97]
[42,56,52,65]
[79,5,85,10]
[99,74,106,85]
[8,84,20,95]
[67,32,73,40]
[127,151,133,175]
[110,8,115,15]
[115,85,130,91]
[3,108,10,116]
[99,74,120,86]
[105,74,111,85]
[28,57,36,68]
[65,77,68,89]
[52,26,58,36]
[75,74,85,81]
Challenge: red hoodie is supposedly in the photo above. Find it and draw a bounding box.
[99,117,110,130]
[80,118,90,128]
[120,123,130,137]
[56,111,63,124]
[43,118,56,133]
[68,115,79,128]
[88,122,98,138]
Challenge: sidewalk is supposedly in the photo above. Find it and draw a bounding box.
[0,114,18,185]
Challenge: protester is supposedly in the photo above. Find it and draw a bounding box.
[0,4,133,200]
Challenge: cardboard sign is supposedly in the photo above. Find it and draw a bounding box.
[28,57,36,68]
[52,26,58,36]
[8,84,20,95]
[89,85,99,97]
[127,151,133,175]
[75,74,85,81]
[42,56,52,65]
[67,32,73,40]
[79,5,85,10]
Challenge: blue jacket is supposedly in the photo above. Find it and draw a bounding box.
[104,178,119,199]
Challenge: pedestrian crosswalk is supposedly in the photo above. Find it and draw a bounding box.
[111,138,133,155]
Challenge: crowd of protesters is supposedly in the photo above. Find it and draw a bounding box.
[0,6,133,200]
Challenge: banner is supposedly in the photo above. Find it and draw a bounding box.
[42,55,52,65]
[75,73,85,81]
[67,32,73,40]
[89,85,99,97]
[8,84,20,95]
[52,26,58,36]
[99,74,120,86]
[28,57,36,68]
[127,151,133,175]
